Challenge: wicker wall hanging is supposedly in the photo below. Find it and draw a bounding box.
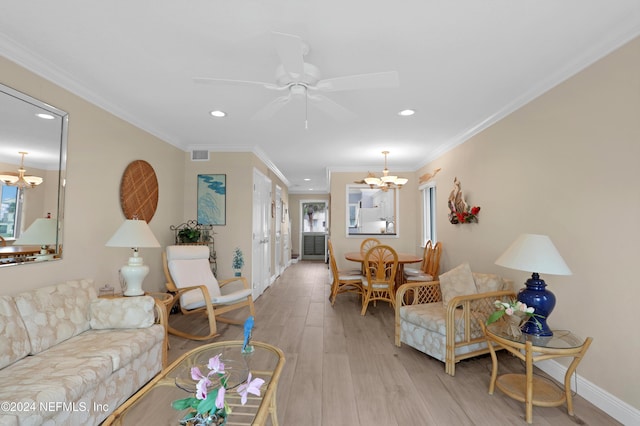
[448,177,480,224]
[119,159,159,222]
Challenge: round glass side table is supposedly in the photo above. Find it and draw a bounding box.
[483,322,593,424]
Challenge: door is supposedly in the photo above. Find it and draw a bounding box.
[300,200,328,261]
[252,169,272,299]
[274,185,283,276]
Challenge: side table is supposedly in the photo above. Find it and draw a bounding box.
[482,322,592,424]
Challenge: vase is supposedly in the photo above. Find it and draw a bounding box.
[505,314,525,338]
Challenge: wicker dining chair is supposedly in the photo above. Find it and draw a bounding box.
[361,244,398,316]
[328,239,364,306]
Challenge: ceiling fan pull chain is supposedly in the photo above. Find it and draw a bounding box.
[305,88,309,130]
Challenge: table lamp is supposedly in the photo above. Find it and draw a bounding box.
[495,234,571,336]
[14,218,58,261]
[106,218,160,296]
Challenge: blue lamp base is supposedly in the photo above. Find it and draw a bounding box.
[517,272,555,336]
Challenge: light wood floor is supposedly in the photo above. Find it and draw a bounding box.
[167,261,618,426]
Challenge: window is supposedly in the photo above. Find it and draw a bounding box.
[421,183,436,245]
[0,185,19,239]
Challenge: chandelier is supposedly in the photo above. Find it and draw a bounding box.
[0,152,44,189]
[363,151,408,190]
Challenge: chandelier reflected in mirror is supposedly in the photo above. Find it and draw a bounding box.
[0,152,44,189]
[363,151,408,191]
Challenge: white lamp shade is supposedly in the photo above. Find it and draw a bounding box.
[106,219,160,248]
[14,218,58,245]
[495,233,571,276]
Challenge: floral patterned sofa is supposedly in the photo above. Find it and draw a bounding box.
[395,263,515,376]
[0,279,166,426]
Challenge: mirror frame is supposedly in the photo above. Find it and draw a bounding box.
[345,184,399,237]
[0,83,68,267]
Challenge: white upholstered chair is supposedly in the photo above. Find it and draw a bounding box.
[163,245,255,340]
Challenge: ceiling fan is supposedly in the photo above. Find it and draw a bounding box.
[193,32,399,124]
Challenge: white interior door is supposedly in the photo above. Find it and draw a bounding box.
[252,169,271,299]
[275,185,282,276]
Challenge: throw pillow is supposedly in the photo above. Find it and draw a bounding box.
[439,262,477,305]
[90,296,155,329]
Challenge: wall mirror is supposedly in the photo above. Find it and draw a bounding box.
[0,83,68,266]
[346,185,398,236]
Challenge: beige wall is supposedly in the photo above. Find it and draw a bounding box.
[416,37,640,409]
[0,55,185,294]
[180,151,288,283]
[329,171,419,270]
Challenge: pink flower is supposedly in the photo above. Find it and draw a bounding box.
[505,307,514,315]
[237,373,265,405]
[215,386,226,409]
[195,376,211,400]
[207,354,225,375]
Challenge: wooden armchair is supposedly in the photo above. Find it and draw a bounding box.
[162,245,255,341]
[395,274,515,376]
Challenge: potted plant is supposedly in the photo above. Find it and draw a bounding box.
[232,247,244,276]
[178,227,201,244]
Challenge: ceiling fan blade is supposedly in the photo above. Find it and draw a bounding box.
[251,94,292,121]
[193,77,282,91]
[315,71,399,92]
[308,94,357,121]
[271,32,305,78]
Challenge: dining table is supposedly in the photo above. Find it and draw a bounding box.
[344,251,422,289]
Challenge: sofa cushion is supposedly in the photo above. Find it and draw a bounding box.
[399,302,482,339]
[0,349,113,417]
[439,263,477,305]
[0,296,31,369]
[90,296,155,329]
[14,279,97,355]
[39,324,165,372]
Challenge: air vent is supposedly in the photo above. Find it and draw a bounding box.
[191,150,209,161]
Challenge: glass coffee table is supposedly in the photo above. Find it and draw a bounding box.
[103,341,285,426]
[483,323,592,424]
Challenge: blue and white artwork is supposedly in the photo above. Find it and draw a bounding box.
[197,174,226,225]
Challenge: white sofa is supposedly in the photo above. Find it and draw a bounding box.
[0,279,166,426]
[395,263,515,376]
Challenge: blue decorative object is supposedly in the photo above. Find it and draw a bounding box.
[517,273,555,336]
[242,316,255,354]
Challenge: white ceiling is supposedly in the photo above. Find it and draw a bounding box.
[1,1,638,193]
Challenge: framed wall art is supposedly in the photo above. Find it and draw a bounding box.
[197,174,226,225]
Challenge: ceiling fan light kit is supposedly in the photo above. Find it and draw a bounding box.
[363,151,408,191]
[193,31,399,124]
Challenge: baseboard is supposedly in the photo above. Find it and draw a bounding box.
[537,359,639,425]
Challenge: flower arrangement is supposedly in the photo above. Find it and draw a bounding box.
[485,299,544,336]
[172,353,265,425]
[449,205,481,224]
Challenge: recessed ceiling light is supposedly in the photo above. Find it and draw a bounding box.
[303,178,311,181]
[210,110,227,118]
[36,113,55,120]
[398,109,415,116]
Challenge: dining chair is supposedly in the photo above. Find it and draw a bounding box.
[0,236,6,246]
[163,245,255,340]
[359,237,380,274]
[328,239,364,306]
[403,240,432,277]
[405,241,442,283]
[361,244,398,316]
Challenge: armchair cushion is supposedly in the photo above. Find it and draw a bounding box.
[168,257,222,310]
[90,296,155,330]
[439,263,476,305]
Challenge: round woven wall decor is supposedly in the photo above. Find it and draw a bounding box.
[120,160,159,222]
